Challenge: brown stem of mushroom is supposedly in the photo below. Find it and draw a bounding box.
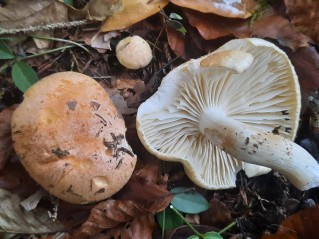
[199,108,319,190]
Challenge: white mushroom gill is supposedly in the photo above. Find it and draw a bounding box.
[137,38,319,190]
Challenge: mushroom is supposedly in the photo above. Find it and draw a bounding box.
[116,35,152,70]
[11,72,137,204]
[136,38,319,191]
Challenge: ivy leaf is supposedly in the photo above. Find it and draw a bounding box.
[156,207,184,230]
[203,232,223,239]
[171,187,210,214]
[0,40,14,59]
[11,61,38,92]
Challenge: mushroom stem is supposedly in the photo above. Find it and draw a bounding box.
[199,108,319,190]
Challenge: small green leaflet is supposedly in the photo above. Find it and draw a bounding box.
[12,62,38,92]
[171,187,210,214]
[169,13,183,20]
[156,207,184,230]
[168,20,187,34]
[0,40,14,59]
[203,232,223,239]
[187,232,223,239]
[64,0,74,6]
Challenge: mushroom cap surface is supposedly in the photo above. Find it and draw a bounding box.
[116,35,152,70]
[12,72,137,204]
[136,38,300,189]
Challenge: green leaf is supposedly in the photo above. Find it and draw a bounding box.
[171,187,210,214]
[64,0,74,6]
[168,20,187,34]
[0,40,15,59]
[203,232,223,239]
[156,207,184,230]
[11,61,38,92]
[187,235,200,239]
[169,12,183,20]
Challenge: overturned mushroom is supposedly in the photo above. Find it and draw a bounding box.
[136,38,319,191]
[11,72,137,204]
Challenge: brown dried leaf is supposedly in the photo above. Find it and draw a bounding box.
[68,0,123,21]
[0,0,68,30]
[251,8,310,50]
[170,0,256,18]
[100,75,145,114]
[284,0,319,44]
[69,199,148,238]
[69,164,171,238]
[0,105,18,170]
[166,26,186,59]
[114,164,173,212]
[96,213,155,239]
[0,161,38,199]
[100,0,169,32]
[261,205,319,239]
[183,8,231,40]
[200,197,232,228]
[285,46,319,112]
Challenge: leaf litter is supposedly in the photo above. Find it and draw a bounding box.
[0,0,319,239]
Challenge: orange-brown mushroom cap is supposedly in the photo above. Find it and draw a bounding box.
[11,72,137,204]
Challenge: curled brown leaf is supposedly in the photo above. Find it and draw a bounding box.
[95,213,155,239]
[69,164,172,238]
[284,0,319,44]
[261,205,319,239]
[114,164,173,212]
[251,8,310,50]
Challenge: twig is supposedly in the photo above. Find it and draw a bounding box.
[0,20,88,35]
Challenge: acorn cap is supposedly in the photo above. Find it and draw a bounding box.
[12,72,137,204]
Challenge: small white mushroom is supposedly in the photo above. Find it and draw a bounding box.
[116,35,152,69]
[136,38,319,191]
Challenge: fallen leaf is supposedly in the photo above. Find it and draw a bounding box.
[0,105,18,170]
[285,46,319,112]
[170,0,256,18]
[0,0,68,31]
[166,25,186,59]
[100,0,169,32]
[97,213,155,239]
[0,189,64,234]
[200,197,232,228]
[251,8,310,50]
[100,74,145,114]
[261,205,319,239]
[182,8,231,40]
[68,0,123,21]
[68,199,149,238]
[284,0,319,44]
[114,164,173,211]
[0,161,39,199]
[69,164,172,238]
[82,31,120,53]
